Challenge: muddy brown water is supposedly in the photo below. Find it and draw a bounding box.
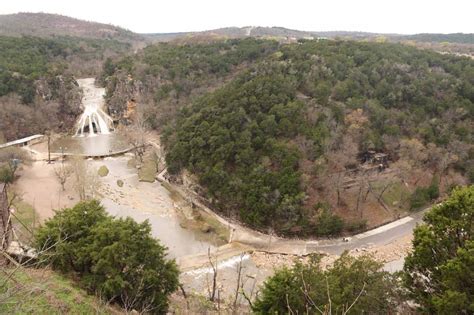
[90,156,216,258]
[51,134,130,156]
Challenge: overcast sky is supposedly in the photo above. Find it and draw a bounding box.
[1,0,473,34]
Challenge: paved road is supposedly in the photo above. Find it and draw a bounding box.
[161,169,434,271]
[311,209,427,255]
[177,202,431,270]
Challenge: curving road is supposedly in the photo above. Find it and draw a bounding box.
[160,168,433,271]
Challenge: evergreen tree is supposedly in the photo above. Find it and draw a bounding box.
[403,185,474,314]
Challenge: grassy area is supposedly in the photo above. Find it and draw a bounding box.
[136,150,158,183]
[138,159,157,183]
[0,267,116,314]
[11,197,39,244]
[161,181,229,245]
[193,209,230,244]
[371,179,410,212]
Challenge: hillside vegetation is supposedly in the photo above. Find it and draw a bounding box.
[0,267,116,314]
[103,39,473,236]
[401,33,474,44]
[0,12,143,43]
[0,35,132,141]
[35,200,179,313]
[103,38,279,125]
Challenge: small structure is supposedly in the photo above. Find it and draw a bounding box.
[0,182,12,250]
[361,150,388,169]
[0,134,44,149]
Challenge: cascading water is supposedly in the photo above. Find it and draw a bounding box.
[75,78,114,136]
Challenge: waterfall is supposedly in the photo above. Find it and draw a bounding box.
[75,78,114,137]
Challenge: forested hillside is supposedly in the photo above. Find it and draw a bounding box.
[103,39,473,236]
[0,13,143,43]
[0,35,132,141]
[103,38,279,125]
[401,33,474,44]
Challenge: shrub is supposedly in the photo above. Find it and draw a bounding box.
[410,177,440,210]
[0,166,13,183]
[253,253,401,314]
[410,187,430,210]
[404,185,474,313]
[345,219,367,233]
[35,200,179,314]
[97,165,109,177]
[314,209,344,236]
[426,176,440,200]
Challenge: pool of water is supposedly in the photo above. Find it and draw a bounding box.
[51,134,130,156]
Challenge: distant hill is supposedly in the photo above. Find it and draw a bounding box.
[143,27,407,43]
[398,33,474,44]
[144,26,338,42]
[0,12,145,42]
[144,27,474,47]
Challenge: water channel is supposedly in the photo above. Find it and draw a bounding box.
[51,78,217,258]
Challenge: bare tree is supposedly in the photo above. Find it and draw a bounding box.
[121,105,148,164]
[0,147,31,181]
[0,231,76,312]
[54,164,72,191]
[233,254,245,309]
[207,247,218,302]
[45,131,52,164]
[70,156,100,200]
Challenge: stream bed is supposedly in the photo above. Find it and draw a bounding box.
[90,156,217,258]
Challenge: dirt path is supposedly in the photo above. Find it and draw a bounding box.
[13,161,79,221]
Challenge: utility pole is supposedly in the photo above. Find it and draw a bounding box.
[46,131,52,164]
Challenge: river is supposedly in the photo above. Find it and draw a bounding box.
[17,77,411,301]
[90,156,217,258]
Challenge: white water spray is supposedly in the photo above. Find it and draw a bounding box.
[75,78,114,136]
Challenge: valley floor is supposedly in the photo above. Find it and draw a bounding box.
[10,138,424,309]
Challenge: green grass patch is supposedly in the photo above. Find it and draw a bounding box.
[0,267,114,314]
[160,181,229,245]
[371,179,410,211]
[193,210,230,244]
[97,165,109,177]
[11,198,39,244]
[138,159,157,183]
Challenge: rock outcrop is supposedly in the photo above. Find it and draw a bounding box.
[104,71,142,123]
[35,74,83,129]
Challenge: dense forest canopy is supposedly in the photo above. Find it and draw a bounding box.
[0,35,132,141]
[401,33,474,44]
[0,35,131,102]
[0,36,69,103]
[152,39,473,235]
[2,32,472,237]
[103,38,279,126]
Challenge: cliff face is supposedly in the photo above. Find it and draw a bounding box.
[104,71,142,123]
[35,74,83,129]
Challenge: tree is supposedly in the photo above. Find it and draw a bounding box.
[121,104,148,164]
[35,200,179,314]
[253,253,401,314]
[0,147,30,183]
[70,156,100,200]
[403,185,474,314]
[54,163,72,191]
